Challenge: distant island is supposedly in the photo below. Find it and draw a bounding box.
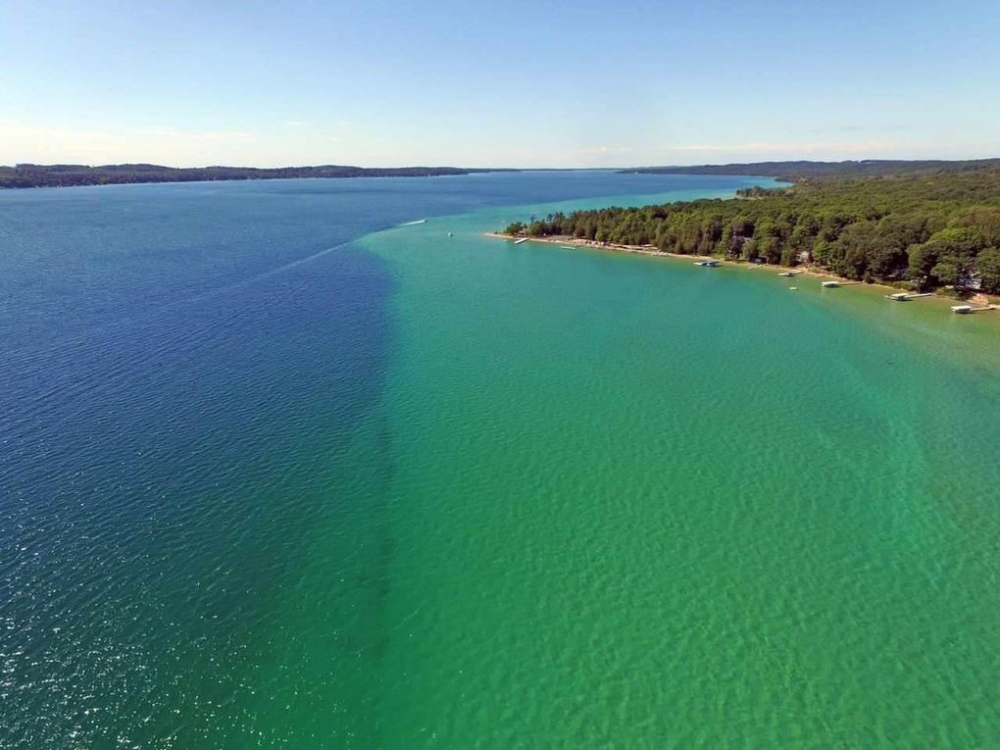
[0,163,518,189]
[505,160,1000,296]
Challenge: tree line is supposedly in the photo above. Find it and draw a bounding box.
[0,163,515,189]
[622,159,1000,182]
[504,165,1000,294]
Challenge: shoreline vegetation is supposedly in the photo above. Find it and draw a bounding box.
[0,163,518,189]
[619,158,1000,182]
[499,160,1000,308]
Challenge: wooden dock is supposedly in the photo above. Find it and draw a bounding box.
[885,292,934,301]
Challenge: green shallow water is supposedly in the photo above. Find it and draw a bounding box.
[347,201,999,748]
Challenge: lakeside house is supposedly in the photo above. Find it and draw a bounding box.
[959,273,983,291]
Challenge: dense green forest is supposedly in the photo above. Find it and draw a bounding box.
[0,163,515,189]
[505,164,1000,294]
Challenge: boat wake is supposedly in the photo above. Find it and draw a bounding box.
[180,241,357,306]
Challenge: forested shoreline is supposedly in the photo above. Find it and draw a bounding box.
[505,163,1000,294]
[0,163,515,189]
[623,158,1000,181]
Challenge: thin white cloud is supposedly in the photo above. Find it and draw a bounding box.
[0,122,993,169]
[0,124,263,166]
[582,145,635,155]
[151,129,256,143]
[661,140,901,154]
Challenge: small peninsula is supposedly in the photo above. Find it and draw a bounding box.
[504,160,1000,296]
[0,163,517,189]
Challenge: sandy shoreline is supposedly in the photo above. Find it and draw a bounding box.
[485,233,999,313]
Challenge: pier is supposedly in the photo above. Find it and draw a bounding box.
[885,292,933,301]
[951,304,996,314]
[821,280,862,288]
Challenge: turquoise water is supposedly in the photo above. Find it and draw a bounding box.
[365,212,1000,748]
[2,174,998,747]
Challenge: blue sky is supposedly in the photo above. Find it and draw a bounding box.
[2,0,999,167]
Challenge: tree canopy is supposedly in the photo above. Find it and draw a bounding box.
[505,164,1000,294]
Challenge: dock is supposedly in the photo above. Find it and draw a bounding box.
[951,304,995,314]
[821,280,864,288]
[884,292,933,302]
[514,238,529,245]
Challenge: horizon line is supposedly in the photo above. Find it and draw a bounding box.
[6,156,1000,172]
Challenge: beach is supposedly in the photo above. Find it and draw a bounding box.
[488,233,1000,316]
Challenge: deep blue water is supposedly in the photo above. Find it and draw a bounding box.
[0,172,772,747]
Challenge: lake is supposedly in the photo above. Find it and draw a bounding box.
[2,172,997,748]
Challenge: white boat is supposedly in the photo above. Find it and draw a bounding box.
[951,305,973,314]
[778,271,796,277]
[885,292,911,301]
[694,260,720,267]
[821,280,840,288]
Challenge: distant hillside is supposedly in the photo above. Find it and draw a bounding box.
[0,163,518,189]
[623,159,1000,181]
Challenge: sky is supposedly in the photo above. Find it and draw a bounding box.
[2,0,999,168]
